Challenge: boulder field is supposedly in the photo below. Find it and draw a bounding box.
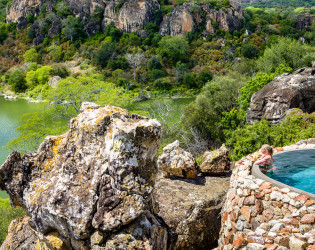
[0,103,230,249]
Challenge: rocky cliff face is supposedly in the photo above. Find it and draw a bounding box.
[0,102,168,249]
[160,1,243,37]
[247,66,315,124]
[6,0,243,36]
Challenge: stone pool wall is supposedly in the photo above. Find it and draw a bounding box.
[218,139,315,250]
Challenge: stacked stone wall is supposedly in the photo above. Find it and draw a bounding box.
[218,139,315,250]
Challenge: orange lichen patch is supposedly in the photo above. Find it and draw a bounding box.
[45,232,65,249]
[35,239,41,250]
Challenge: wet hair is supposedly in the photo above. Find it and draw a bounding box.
[262,144,273,155]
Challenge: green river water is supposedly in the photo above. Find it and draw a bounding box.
[0,96,41,199]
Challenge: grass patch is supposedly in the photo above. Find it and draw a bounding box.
[0,198,24,244]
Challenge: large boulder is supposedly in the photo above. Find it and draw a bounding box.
[157,140,199,179]
[0,103,167,249]
[153,175,230,249]
[200,144,231,175]
[247,66,315,124]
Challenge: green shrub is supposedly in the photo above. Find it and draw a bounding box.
[23,48,39,63]
[94,42,116,68]
[241,44,259,59]
[226,110,315,160]
[51,65,69,78]
[150,69,166,80]
[0,199,24,244]
[158,36,189,66]
[8,69,27,92]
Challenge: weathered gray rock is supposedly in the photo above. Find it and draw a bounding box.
[247,66,315,124]
[159,3,195,37]
[117,0,160,33]
[48,76,62,88]
[153,175,230,249]
[17,16,28,30]
[84,22,101,37]
[48,17,62,37]
[160,2,243,36]
[295,14,315,31]
[0,103,167,249]
[6,0,42,23]
[157,140,199,178]
[200,144,231,175]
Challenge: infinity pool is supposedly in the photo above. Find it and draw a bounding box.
[269,149,315,194]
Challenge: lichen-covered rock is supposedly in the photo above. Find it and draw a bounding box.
[153,175,230,249]
[0,217,38,250]
[247,66,315,124]
[157,140,199,178]
[0,103,167,249]
[200,144,231,175]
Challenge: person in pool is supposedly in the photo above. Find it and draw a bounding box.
[254,144,277,175]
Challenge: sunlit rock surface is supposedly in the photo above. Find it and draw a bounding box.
[157,140,199,179]
[247,66,315,124]
[0,102,167,249]
[200,144,231,175]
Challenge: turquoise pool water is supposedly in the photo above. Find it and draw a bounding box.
[269,149,315,195]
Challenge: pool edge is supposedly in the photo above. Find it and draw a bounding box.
[252,148,315,199]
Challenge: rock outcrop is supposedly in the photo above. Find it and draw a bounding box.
[295,14,315,31]
[200,144,231,175]
[153,174,230,249]
[7,0,242,37]
[160,1,243,37]
[0,103,168,249]
[1,217,38,250]
[247,66,315,124]
[157,140,199,179]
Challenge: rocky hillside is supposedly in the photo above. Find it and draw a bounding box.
[7,0,244,36]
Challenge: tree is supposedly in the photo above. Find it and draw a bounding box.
[62,16,85,42]
[158,36,189,66]
[126,52,146,80]
[8,69,27,92]
[94,42,116,68]
[256,37,315,73]
[241,44,259,59]
[47,45,62,62]
[182,72,248,145]
[7,74,134,153]
[0,23,7,44]
[23,48,39,63]
[197,69,213,87]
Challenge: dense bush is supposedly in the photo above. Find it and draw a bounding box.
[241,44,259,59]
[94,42,116,68]
[256,37,315,73]
[182,72,248,145]
[158,36,189,66]
[226,110,315,160]
[7,69,27,92]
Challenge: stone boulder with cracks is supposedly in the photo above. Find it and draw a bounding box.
[0,102,167,249]
[247,66,315,124]
[153,175,230,249]
[157,140,199,179]
[200,144,231,175]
